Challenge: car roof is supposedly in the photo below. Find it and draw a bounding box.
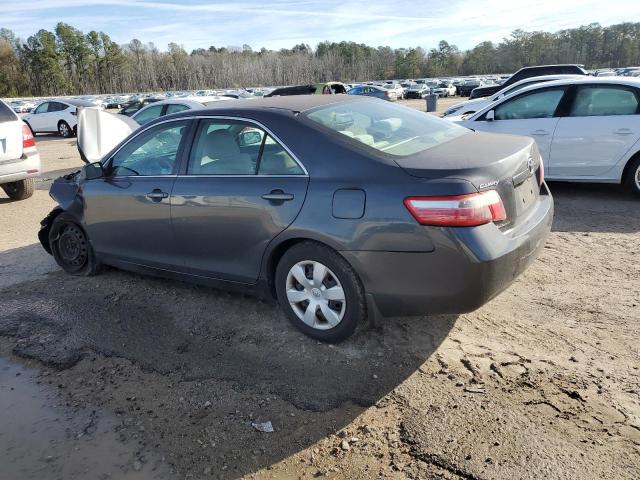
[178,94,368,116]
[506,76,640,95]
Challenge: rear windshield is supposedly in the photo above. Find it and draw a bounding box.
[304,100,467,157]
[0,100,18,123]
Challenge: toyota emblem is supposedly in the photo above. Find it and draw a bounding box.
[527,157,535,174]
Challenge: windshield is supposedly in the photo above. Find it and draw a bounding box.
[304,99,468,157]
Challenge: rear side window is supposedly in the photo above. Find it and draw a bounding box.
[166,104,190,115]
[569,86,639,117]
[48,102,67,112]
[0,100,18,122]
[494,88,566,120]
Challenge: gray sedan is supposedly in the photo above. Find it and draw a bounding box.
[39,96,553,342]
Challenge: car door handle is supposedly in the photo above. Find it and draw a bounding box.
[262,190,294,202]
[531,130,550,136]
[146,189,169,201]
[613,128,633,135]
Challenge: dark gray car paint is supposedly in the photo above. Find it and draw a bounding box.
[43,96,553,318]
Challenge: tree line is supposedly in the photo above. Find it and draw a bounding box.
[1,22,640,97]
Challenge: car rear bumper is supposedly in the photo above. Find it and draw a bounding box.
[341,189,553,317]
[0,152,41,184]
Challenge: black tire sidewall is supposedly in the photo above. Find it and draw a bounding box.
[275,242,365,343]
[49,213,98,276]
[625,157,640,197]
[58,121,71,138]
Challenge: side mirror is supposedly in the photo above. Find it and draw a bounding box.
[82,161,104,180]
[485,110,495,122]
[239,130,263,146]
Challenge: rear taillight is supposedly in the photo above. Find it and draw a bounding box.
[70,110,77,116]
[404,190,507,227]
[22,124,35,148]
[384,91,389,97]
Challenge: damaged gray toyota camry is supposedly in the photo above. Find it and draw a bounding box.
[39,96,553,342]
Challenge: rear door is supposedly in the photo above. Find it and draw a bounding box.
[45,102,68,131]
[0,100,22,163]
[549,84,640,177]
[468,86,568,165]
[171,117,309,283]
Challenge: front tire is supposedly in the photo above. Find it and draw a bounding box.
[49,213,99,276]
[624,156,640,197]
[2,178,34,200]
[275,241,366,342]
[58,121,72,138]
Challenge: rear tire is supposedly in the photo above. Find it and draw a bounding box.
[2,178,34,200]
[275,241,366,343]
[58,121,72,138]
[624,156,640,197]
[49,213,99,276]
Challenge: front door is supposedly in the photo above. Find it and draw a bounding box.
[29,102,49,132]
[171,118,309,283]
[469,87,568,165]
[549,84,640,177]
[82,119,192,269]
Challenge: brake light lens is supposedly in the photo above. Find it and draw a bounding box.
[22,124,35,148]
[404,190,507,227]
[70,110,77,116]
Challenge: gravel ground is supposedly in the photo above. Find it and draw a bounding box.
[0,97,638,479]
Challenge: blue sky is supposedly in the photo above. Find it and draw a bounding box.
[4,0,640,52]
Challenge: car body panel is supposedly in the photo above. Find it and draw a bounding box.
[0,99,41,185]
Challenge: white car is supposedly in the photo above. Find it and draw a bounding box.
[22,99,96,138]
[130,97,234,126]
[0,99,40,200]
[457,77,640,196]
[383,83,404,100]
[443,74,584,118]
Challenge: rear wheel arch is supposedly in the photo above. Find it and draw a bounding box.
[23,121,34,135]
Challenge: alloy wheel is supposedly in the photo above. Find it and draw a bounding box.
[285,260,346,330]
[635,164,640,191]
[59,122,70,137]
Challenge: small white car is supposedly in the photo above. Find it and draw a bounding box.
[457,77,640,196]
[130,97,234,126]
[443,74,584,119]
[22,99,96,138]
[383,83,404,100]
[0,99,41,200]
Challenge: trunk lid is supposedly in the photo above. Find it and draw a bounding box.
[0,100,23,163]
[77,107,139,163]
[395,131,543,230]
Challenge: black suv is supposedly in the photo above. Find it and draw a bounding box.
[469,64,587,99]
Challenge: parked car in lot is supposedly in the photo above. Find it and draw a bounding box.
[0,99,40,200]
[129,97,233,126]
[22,99,96,138]
[347,84,393,100]
[404,84,430,99]
[456,78,484,97]
[119,97,165,117]
[383,83,404,100]
[469,64,587,99]
[443,74,584,118]
[458,77,640,196]
[431,81,456,97]
[40,96,552,342]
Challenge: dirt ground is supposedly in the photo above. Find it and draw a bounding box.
[0,97,638,480]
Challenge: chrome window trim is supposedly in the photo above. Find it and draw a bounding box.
[106,114,308,177]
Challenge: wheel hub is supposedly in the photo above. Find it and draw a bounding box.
[285,260,346,330]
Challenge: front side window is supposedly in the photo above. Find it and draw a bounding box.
[34,103,49,114]
[134,105,164,125]
[109,120,189,176]
[305,98,468,157]
[187,119,304,175]
[494,88,566,120]
[570,86,639,117]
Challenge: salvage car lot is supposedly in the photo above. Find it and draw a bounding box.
[0,96,639,479]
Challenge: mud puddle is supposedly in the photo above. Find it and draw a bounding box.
[0,356,173,480]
